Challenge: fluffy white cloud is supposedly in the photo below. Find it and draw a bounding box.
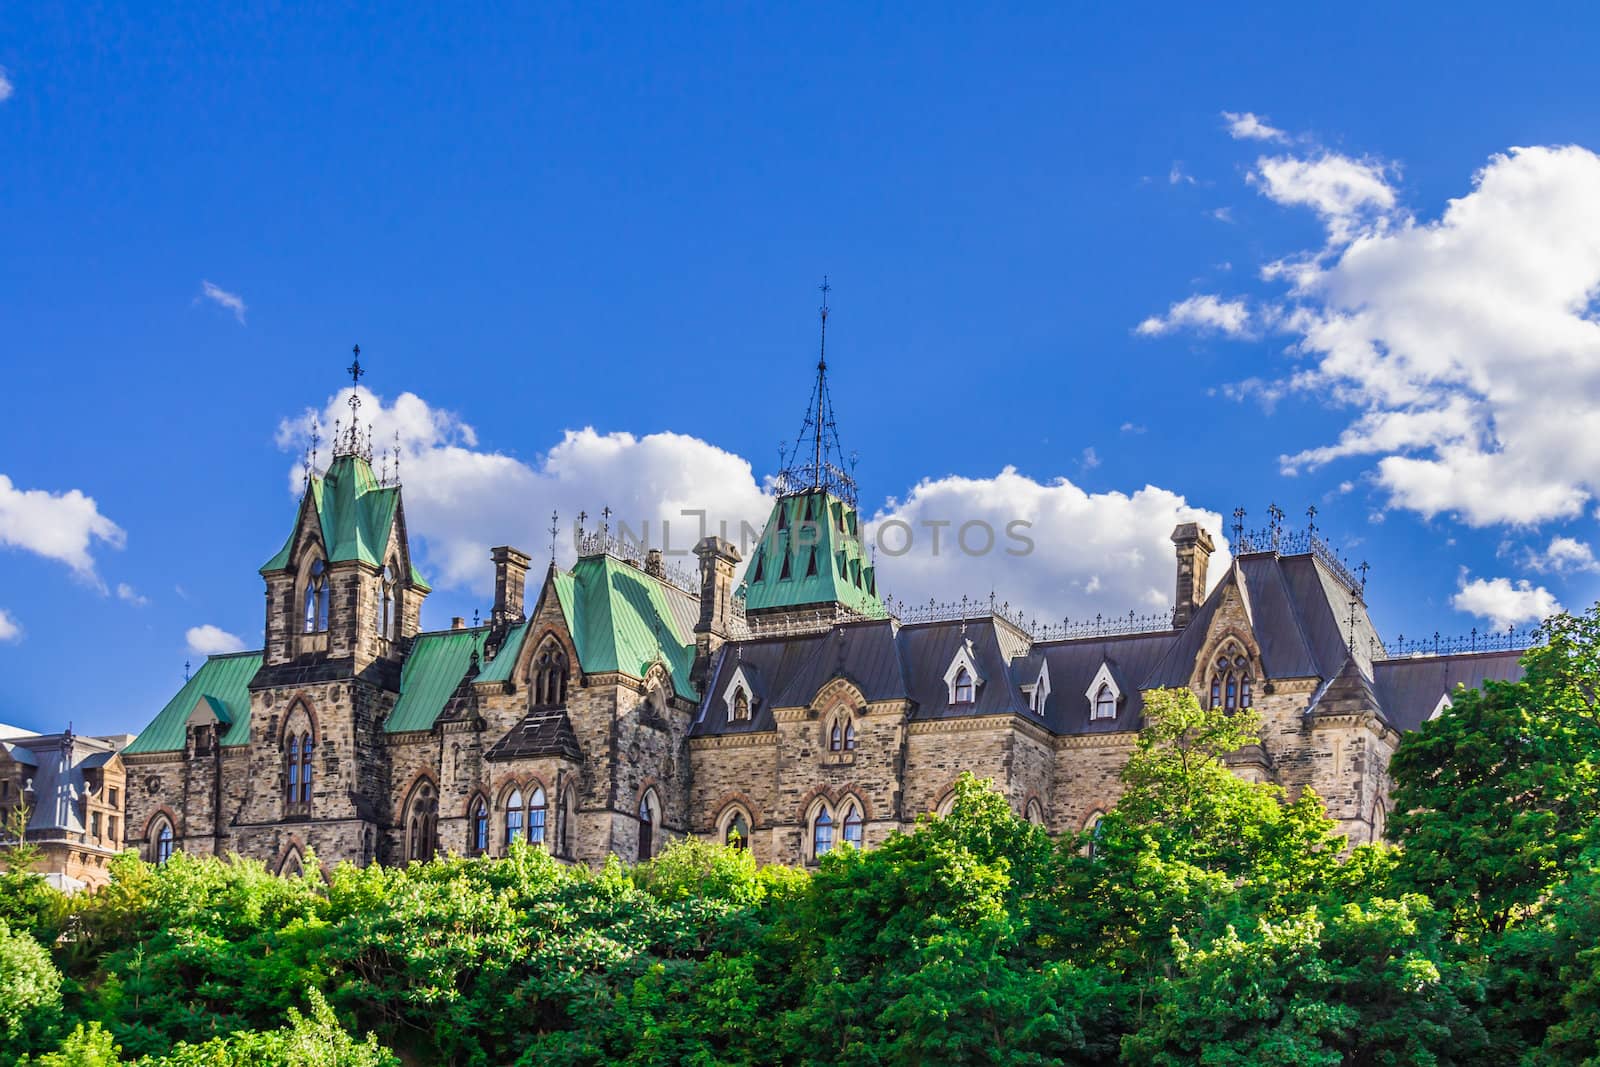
[1526,535,1600,575]
[0,609,21,642]
[1152,139,1600,530]
[0,474,125,585]
[1249,153,1396,242]
[116,582,150,606]
[1136,294,1253,338]
[1451,574,1562,630]
[279,389,773,593]
[186,624,245,656]
[868,467,1230,627]
[199,281,247,324]
[0,68,12,103]
[1223,110,1286,143]
[278,391,1227,627]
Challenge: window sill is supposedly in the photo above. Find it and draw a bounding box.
[821,751,856,766]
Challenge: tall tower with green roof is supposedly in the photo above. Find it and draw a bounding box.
[737,279,882,624]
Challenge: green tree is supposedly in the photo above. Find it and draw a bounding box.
[0,918,61,1041]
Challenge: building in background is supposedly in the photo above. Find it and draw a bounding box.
[0,724,132,892]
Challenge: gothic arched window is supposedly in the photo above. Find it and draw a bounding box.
[726,812,750,849]
[381,561,400,642]
[405,781,438,862]
[954,668,975,705]
[1093,684,1116,720]
[841,803,863,849]
[303,559,329,633]
[532,640,569,709]
[560,787,577,857]
[829,720,843,752]
[843,720,857,750]
[470,797,489,856]
[638,790,659,861]
[299,734,314,805]
[284,729,313,816]
[1207,646,1254,711]
[505,789,524,849]
[732,688,750,722]
[812,806,835,859]
[528,786,547,846]
[151,818,174,865]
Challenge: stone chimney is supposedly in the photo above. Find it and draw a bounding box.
[490,546,531,627]
[451,617,467,630]
[1171,522,1215,630]
[691,536,742,691]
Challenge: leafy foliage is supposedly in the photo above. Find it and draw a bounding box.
[6,611,1600,1063]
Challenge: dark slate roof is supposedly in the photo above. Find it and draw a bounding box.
[693,632,833,736]
[770,619,909,708]
[899,619,1028,721]
[1035,630,1180,734]
[1145,552,1380,688]
[1372,650,1524,732]
[485,709,584,762]
[1309,655,1383,719]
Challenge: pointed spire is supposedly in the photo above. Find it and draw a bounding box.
[335,345,373,460]
[776,277,857,504]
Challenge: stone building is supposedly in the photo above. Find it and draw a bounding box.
[123,347,1526,873]
[0,724,132,891]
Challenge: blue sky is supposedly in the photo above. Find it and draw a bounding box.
[6,4,1600,736]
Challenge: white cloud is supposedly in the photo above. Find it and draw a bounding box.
[1211,207,1234,223]
[868,467,1230,627]
[0,609,20,643]
[1120,422,1147,434]
[1169,163,1196,186]
[1451,574,1562,630]
[0,475,125,586]
[1223,110,1286,143]
[1249,152,1396,242]
[0,68,12,103]
[1157,140,1600,530]
[1081,447,1101,470]
[199,281,247,324]
[278,390,1228,628]
[1527,535,1600,575]
[186,624,246,656]
[116,582,149,606]
[1136,294,1254,338]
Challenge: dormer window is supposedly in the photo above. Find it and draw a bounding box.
[722,665,757,724]
[943,641,984,706]
[1025,660,1052,716]
[1085,662,1122,721]
[531,639,568,709]
[733,689,750,721]
[303,559,329,633]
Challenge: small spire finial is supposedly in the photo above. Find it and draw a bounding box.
[1231,507,1246,545]
[1306,504,1318,537]
[549,510,559,563]
[184,659,191,682]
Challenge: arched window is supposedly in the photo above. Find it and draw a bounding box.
[279,849,303,877]
[813,807,834,858]
[1088,814,1106,859]
[726,812,750,849]
[1025,799,1045,826]
[303,559,329,633]
[560,787,577,857]
[505,789,524,849]
[532,640,568,709]
[843,720,857,751]
[381,561,400,642]
[841,803,863,849]
[638,791,658,861]
[528,786,547,846]
[284,729,313,816]
[1207,646,1254,711]
[405,781,438,862]
[1093,684,1116,720]
[829,721,843,752]
[732,688,750,722]
[954,668,974,704]
[470,797,489,856]
[151,818,174,864]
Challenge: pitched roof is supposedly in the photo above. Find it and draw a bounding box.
[1372,650,1524,732]
[1035,630,1180,734]
[552,554,697,700]
[485,709,584,762]
[693,632,833,735]
[126,652,263,754]
[739,489,881,617]
[259,454,430,591]
[770,619,909,708]
[476,621,529,684]
[899,619,1029,721]
[385,627,488,733]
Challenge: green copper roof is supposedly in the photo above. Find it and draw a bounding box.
[476,621,529,684]
[553,555,697,700]
[126,652,263,754]
[739,489,881,617]
[385,627,487,733]
[260,454,430,591]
